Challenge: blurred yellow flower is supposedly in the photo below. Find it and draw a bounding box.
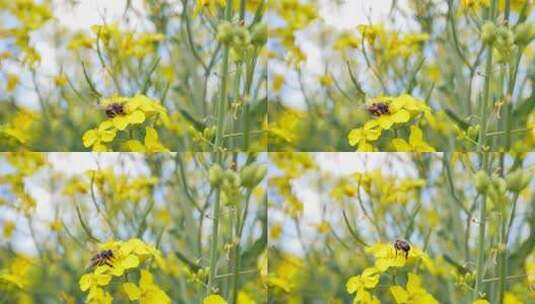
[6,73,19,93]
[204,294,228,304]
[2,220,15,238]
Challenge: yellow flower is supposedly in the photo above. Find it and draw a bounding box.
[237,291,255,304]
[391,125,435,152]
[123,127,170,152]
[2,220,15,238]
[203,294,228,304]
[319,74,334,87]
[68,32,94,50]
[80,268,112,292]
[79,268,113,304]
[348,95,434,149]
[347,125,381,151]
[272,74,285,92]
[54,74,68,86]
[390,273,439,304]
[122,270,171,304]
[195,0,227,15]
[6,73,19,93]
[461,0,491,10]
[346,267,380,294]
[472,299,490,304]
[334,32,360,50]
[0,255,33,289]
[366,243,434,272]
[82,120,117,152]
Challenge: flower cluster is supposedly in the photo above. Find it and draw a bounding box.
[79,238,169,304]
[82,95,169,152]
[0,0,52,67]
[346,242,437,304]
[347,95,435,151]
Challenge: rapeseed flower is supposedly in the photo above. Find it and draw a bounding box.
[82,95,169,151]
[348,95,435,151]
[122,270,171,303]
[391,125,436,152]
[203,294,228,304]
[389,273,439,304]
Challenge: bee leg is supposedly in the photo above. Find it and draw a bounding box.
[104,262,113,268]
[405,251,408,259]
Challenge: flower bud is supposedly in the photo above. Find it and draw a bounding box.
[223,170,241,188]
[514,22,535,46]
[505,169,532,193]
[217,21,234,45]
[208,164,224,188]
[467,125,480,140]
[481,21,497,44]
[203,126,216,141]
[240,164,267,188]
[251,22,267,46]
[474,170,490,193]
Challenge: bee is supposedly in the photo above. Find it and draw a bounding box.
[393,239,411,259]
[367,102,391,116]
[103,103,125,119]
[89,249,114,268]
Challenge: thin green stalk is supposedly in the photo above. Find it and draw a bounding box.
[504,49,523,149]
[207,0,233,296]
[477,0,497,151]
[474,154,490,300]
[207,186,222,296]
[214,4,232,151]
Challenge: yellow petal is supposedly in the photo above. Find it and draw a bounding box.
[144,127,159,146]
[82,129,98,147]
[122,255,140,269]
[100,130,117,143]
[346,276,361,294]
[391,109,410,123]
[203,294,228,304]
[93,143,108,152]
[378,116,394,129]
[348,128,363,146]
[139,270,154,287]
[128,110,146,124]
[390,285,409,304]
[123,140,146,152]
[391,138,412,152]
[113,115,129,130]
[408,125,423,144]
[122,282,141,300]
[79,274,92,291]
[96,274,112,286]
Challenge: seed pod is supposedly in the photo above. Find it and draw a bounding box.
[474,170,490,193]
[481,21,497,44]
[208,164,224,188]
[505,169,532,193]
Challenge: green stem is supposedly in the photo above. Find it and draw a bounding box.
[207,1,233,297]
[477,0,497,151]
[504,50,523,149]
[474,153,490,300]
[207,186,222,296]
